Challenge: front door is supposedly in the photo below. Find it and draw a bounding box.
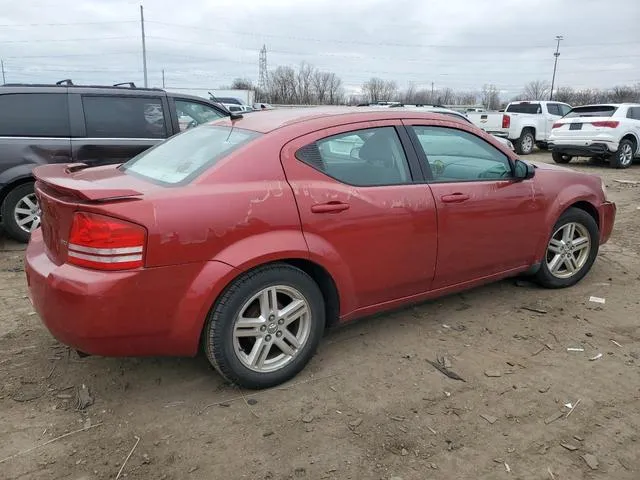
[404,121,545,289]
[281,121,438,315]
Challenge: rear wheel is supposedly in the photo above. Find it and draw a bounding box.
[552,152,573,164]
[609,138,635,169]
[203,264,325,389]
[514,130,535,155]
[1,182,39,243]
[535,208,599,289]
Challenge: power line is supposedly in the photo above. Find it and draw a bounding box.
[0,21,137,27]
[146,21,640,49]
[0,36,137,44]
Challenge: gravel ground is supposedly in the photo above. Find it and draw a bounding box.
[1,152,639,480]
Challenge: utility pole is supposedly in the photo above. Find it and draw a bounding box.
[162,69,165,88]
[549,35,563,100]
[431,82,434,103]
[140,5,148,88]
[1,60,5,84]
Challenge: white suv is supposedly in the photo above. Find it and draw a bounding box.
[548,103,640,169]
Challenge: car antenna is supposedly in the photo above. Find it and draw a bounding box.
[208,91,243,121]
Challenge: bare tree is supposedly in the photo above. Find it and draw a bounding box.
[312,71,331,104]
[327,73,343,105]
[523,80,551,100]
[296,62,315,104]
[609,85,638,103]
[553,86,575,104]
[404,83,417,104]
[230,78,254,90]
[267,66,297,104]
[481,84,500,110]
[455,91,478,105]
[362,77,397,103]
[436,87,455,105]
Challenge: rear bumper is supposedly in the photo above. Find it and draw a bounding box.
[548,137,619,156]
[25,229,237,357]
[599,201,616,245]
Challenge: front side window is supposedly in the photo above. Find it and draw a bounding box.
[411,126,512,182]
[83,96,167,138]
[0,93,69,137]
[559,104,572,116]
[121,126,260,185]
[547,104,561,116]
[175,99,224,132]
[296,127,411,186]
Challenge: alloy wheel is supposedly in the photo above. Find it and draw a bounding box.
[619,143,633,167]
[233,285,311,373]
[13,193,41,234]
[546,222,591,279]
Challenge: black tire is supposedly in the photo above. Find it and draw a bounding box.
[552,151,573,164]
[535,207,599,289]
[203,263,325,389]
[514,129,535,155]
[609,138,635,169]
[1,182,37,243]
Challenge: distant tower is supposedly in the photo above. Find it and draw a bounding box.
[258,44,268,94]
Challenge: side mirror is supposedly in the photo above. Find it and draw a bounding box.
[514,159,535,181]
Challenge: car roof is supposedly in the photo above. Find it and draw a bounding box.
[211,106,467,133]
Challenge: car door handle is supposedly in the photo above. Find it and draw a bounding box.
[311,202,350,213]
[441,193,470,203]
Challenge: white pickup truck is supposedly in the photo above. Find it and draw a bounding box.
[467,101,572,155]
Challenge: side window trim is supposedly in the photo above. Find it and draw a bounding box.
[295,126,417,187]
[407,124,515,184]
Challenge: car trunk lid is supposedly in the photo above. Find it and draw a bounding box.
[33,164,155,265]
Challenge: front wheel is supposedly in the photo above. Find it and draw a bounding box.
[514,130,535,155]
[1,182,39,243]
[203,264,325,389]
[609,139,635,169]
[535,208,599,289]
[552,152,573,164]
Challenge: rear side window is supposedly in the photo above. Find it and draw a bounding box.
[565,105,617,118]
[559,104,572,116]
[296,127,411,186]
[83,96,167,139]
[626,107,640,120]
[121,126,260,185]
[506,103,541,114]
[0,93,70,137]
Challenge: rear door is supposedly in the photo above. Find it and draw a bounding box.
[0,91,72,186]
[404,120,544,289]
[545,103,565,138]
[70,93,171,167]
[281,121,438,314]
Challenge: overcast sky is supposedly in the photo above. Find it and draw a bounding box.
[0,0,638,98]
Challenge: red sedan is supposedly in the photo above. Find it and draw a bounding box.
[25,108,616,389]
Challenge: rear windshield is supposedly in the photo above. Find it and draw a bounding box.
[564,105,617,118]
[505,103,541,114]
[121,126,260,185]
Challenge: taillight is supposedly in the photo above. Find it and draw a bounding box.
[67,212,146,271]
[591,121,619,128]
[552,122,563,129]
[502,115,510,129]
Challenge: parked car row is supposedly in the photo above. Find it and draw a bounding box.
[468,100,640,169]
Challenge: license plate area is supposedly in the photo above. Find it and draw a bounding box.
[569,123,582,130]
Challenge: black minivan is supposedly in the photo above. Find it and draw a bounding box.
[0,81,227,242]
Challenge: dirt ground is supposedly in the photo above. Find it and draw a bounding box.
[1,152,639,480]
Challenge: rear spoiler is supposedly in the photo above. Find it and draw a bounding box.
[33,164,143,201]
